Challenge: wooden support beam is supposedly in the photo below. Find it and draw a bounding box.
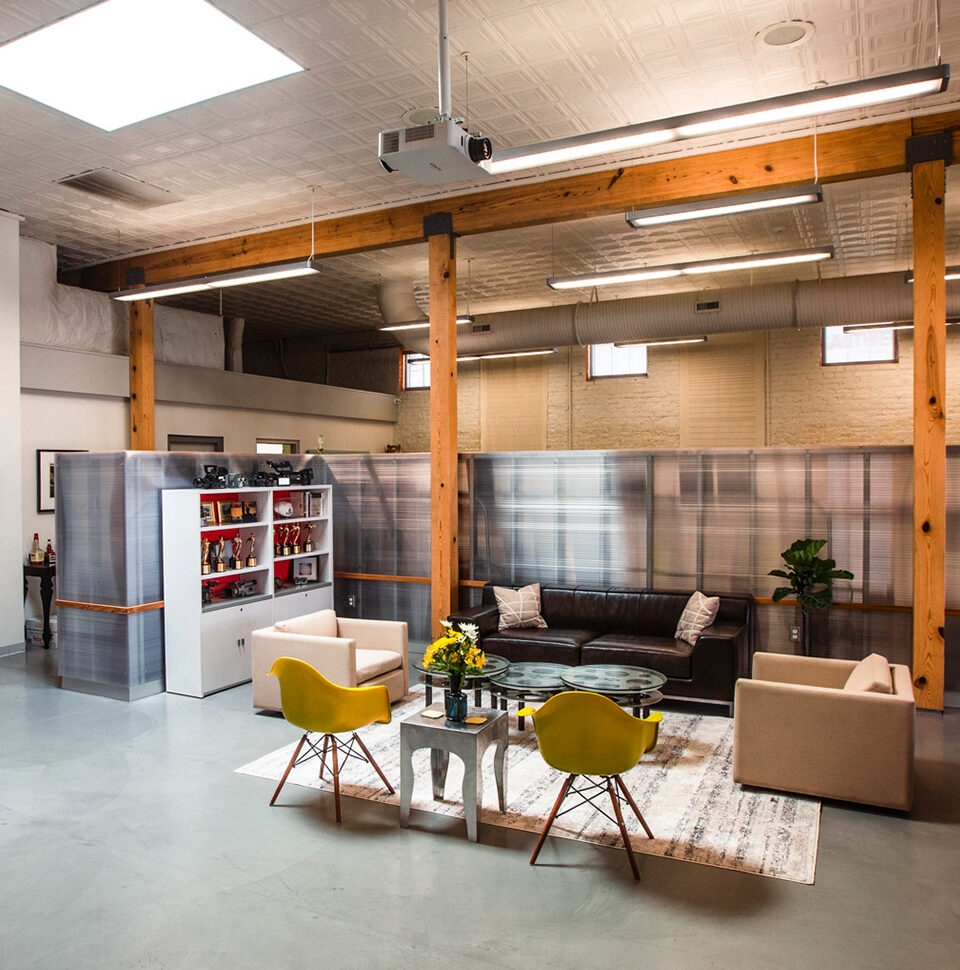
[910,157,946,711]
[428,227,458,636]
[63,111,960,293]
[129,299,155,450]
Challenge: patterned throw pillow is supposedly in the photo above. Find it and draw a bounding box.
[493,583,548,631]
[675,591,720,646]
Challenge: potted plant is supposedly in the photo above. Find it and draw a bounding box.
[769,538,854,656]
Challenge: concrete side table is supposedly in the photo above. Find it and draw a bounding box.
[399,705,508,842]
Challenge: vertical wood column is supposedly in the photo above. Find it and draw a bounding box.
[428,228,458,636]
[911,158,946,710]
[129,299,155,450]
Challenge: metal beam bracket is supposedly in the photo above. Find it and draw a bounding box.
[423,212,453,237]
[906,132,953,168]
[124,266,146,287]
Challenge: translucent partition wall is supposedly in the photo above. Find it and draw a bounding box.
[322,447,959,693]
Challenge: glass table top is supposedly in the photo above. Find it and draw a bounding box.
[560,664,667,694]
[487,662,571,691]
[412,653,510,680]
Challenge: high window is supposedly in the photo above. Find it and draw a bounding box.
[587,342,648,379]
[401,352,431,390]
[821,326,898,365]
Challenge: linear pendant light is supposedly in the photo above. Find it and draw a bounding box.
[615,336,708,347]
[457,348,556,362]
[626,185,822,227]
[842,319,959,333]
[547,247,833,290]
[904,267,960,283]
[484,66,949,175]
[380,315,474,332]
[110,259,322,301]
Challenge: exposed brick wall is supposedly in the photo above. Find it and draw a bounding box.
[392,325,960,452]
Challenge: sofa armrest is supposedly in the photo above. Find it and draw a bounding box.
[752,652,856,688]
[447,603,500,637]
[733,677,915,809]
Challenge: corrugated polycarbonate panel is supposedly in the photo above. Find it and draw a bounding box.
[652,454,697,590]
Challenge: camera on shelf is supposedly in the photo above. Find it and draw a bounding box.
[193,465,229,489]
[250,460,314,487]
[224,579,258,598]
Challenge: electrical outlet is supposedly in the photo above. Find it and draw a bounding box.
[790,627,800,641]
[347,594,356,608]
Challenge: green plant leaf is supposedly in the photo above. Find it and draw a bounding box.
[771,587,793,603]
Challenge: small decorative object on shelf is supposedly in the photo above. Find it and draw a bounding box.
[229,536,243,571]
[193,465,228,489]
[273,501,293,518]
[244,534,257,568]
[201,580,214,606]
[43,539,56,567]
[303,523,314,552]
[201,536,212,574]
[282,526,292,557]
[211,536,226,573]
[422,621,484,723]
[291,523,301,554]
[241,501,258,523]
[28,533,44,565]
[225,579,258,598]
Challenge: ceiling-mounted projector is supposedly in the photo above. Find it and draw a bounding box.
[378,119,492,185]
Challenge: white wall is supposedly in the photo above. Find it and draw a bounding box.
[1,214,25,653]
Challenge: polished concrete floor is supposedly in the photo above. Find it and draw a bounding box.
[1,646,958,970]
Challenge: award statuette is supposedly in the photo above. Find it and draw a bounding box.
[291,524,301,555]
[274,527,283,558]
[201,537,212,575]
[212,536,226,573]
[281,525,293,557]
[229,536,243,571]
[303,523,314,552]
[244,534,257,568]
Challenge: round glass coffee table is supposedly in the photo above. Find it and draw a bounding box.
[413,653,510,708]
[487,662,572,729]
[560,664,666,717]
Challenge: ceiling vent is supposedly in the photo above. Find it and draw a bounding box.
[55,169,179,209]
[472,323,491,333]
[695,298,721,313]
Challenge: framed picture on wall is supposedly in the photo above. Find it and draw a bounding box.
[36,449,86,514]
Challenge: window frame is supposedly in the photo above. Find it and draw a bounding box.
[255,438,300,455]
[586,342,649,381]
[400,350,431,390]
[820,325,899,367]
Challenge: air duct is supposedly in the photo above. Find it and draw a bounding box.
[398,271,960,356]
[378,280,426,327]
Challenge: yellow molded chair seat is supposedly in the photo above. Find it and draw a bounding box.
[268,657,394,822]
[518,691,662,880]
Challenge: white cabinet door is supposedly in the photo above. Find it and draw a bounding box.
[235,599,273,682]
[200,607,244,696]
[272,586,334,622]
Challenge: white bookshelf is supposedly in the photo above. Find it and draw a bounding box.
[161,484,333,697]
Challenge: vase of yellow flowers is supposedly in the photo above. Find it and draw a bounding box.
[422,621,484,722]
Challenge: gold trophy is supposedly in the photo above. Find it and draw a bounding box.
[291,523,301,555]
[303,523,314,552]
[274,526,283,558]
[282,525,293,557]
[201,536,211,575]
[244,534,257,568]
[212,536,226,572]
[230,536,243,571]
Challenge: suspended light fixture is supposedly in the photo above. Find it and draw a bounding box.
[379,315,474,332]
[904,267,960,282]
[615,336,708,347]
[547,247,833,290]
[111,259,322,301]
[626,185,822,227]
[842,319,959,333]
[458,348,556,362]
[484,66,949,175]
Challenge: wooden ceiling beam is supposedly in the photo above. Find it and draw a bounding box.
[62,111,960,293]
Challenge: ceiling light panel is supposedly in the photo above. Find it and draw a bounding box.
[0,0,303,131]
[626,186,822,227]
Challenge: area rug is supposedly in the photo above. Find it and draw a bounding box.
[236,690,820,884]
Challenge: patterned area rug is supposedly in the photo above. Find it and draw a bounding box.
[237,690,820,884]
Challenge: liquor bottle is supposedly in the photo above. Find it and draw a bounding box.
[44,540,56,567]
[29,533,43,565]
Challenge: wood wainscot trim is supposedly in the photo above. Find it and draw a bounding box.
[56,599,164,615]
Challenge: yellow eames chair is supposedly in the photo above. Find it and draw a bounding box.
[517,691,662,880]
[268,657,394,822]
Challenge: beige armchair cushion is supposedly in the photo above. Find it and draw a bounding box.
[356,648,404,682]
[274,609,338,638]
[843,652,893,693]
[733,652,915,811]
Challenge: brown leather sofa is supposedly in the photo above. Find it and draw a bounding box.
[448,584,752,715]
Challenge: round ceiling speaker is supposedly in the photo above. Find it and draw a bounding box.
[757,20,815,49]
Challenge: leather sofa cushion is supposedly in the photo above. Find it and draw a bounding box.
[484,628,596,664]
[634,593,691,638]
[540,586,607,629]
[582,634,693,679]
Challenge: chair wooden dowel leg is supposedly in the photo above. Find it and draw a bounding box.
[330,734,342,824]
[615,774,653,839]
[270,734,307,807]
[318,734,330,781]
[353,732,395,794]
[608,777,640,881]
[530,774,575,866]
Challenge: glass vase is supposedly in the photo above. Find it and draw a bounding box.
[444,671,468,722]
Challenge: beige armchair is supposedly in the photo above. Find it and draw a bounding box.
[252,609,408,712]
[733,652,915,811]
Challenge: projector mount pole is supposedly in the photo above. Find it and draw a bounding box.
[437,0,452,120]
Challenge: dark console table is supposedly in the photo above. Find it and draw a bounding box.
[23,563,56,648]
